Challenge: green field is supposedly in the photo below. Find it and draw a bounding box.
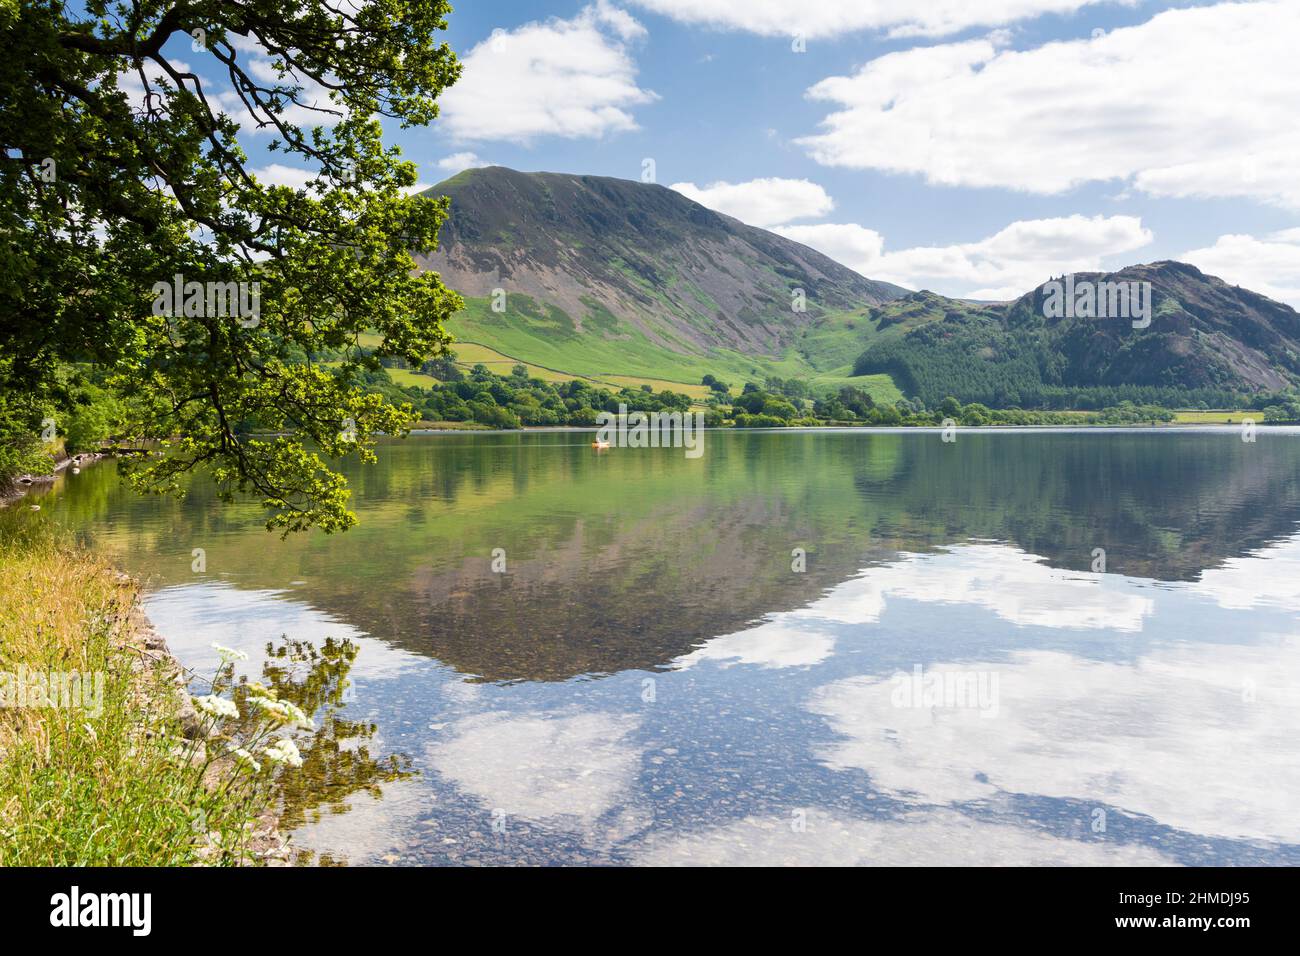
[383,366,443,389]
[356,341,719,402]
[442,342,585,384]
[439,295,904,401]
[359,293,906,405]
[804,367,903,403]
[1171,410,1259,424]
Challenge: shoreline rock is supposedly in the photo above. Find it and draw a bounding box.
[1,452,107,508]
[110,570,294,866]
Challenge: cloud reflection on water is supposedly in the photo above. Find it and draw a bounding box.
[425,711,646,833]
[145,539,1300,862]
[636,809,1176,867]
[675,543,1154,676]
[808,637,1300,843]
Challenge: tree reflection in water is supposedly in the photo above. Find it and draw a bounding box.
[230,637,414,863]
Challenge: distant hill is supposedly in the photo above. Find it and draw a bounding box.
[852,262,1300,407]
[416,167,906,391]
[414,169,1300,407]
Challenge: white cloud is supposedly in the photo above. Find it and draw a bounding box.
[797,2,1300,208]
[116,50,344,136]
[439,2,657,143]
[288,779,429,865]
[630,0,1124,39]
[774,222,888,270]
[823,544,1154,632]
[113,57,191,115]
[676,543,1152,680]
[809,634,1300,843]
[251,160,458,197]
[1180,229,1300,309]
[435,152,489,173]
[1190,534,1300,611]
[252,163,316,191]
[426,711,643,829]
[669,178,834,229]
[211,64,344,135]
[144,582,425,683]
[779,215,1153,299]
[196,31,347,133]
[674,621,836,670]
[635,808,1175,866]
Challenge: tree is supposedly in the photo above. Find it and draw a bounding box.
[421,354,463,382]
[837,386,874,417]
[1,0,462,532]
[0,366,54,484]
[761,397,798,420]
[872,404,902,425]
[63,381,126,452]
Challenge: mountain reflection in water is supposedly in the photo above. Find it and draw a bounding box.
[42,428,1300,864]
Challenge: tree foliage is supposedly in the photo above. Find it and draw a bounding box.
[359,360,697,429]
[856,321,1248,410]
[1,0,462,530]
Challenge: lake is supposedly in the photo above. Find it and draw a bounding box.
[41,428,1300,865]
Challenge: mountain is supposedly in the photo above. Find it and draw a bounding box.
[852,262,1300,406]
[415,170,1300,407]
[416,167,906,390]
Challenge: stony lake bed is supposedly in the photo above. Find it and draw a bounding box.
[30,427,1300,866]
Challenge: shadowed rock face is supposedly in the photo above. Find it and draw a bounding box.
[1013,261,1300,391]
[857,261,1300,400]
[417,166,905,358]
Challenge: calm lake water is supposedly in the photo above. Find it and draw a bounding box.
[41,428,1300,865]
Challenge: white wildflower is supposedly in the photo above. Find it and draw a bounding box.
[247,695,314,730]
[193,694,239,720]
[212,642,249,664]
[263,737,303,768]
[231,747,262,773]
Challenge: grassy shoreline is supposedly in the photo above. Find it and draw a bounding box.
[0,519,285,866]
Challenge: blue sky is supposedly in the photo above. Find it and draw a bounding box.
[160,1,1300,303]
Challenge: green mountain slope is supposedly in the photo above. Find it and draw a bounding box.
[852,262,1300,407]
[416,167,906,392]
[415,171,1299,409]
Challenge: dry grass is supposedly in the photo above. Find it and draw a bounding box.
[0,514,272,865]
[0,523,127,754]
